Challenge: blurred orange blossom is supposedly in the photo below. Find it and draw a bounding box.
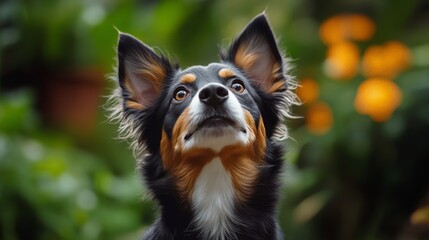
[324,41,360,80]
[297,78,319,103]
[319,14,375,46]
[306,102,333,135]
[354,78,402,122]
[362,41,412,79]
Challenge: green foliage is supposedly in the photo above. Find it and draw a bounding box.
[0,92,155,240]
[1,0,429,239]
[281,68,429,240]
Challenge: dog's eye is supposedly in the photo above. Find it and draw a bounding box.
[231,81,245,93]
[174,88,189,102]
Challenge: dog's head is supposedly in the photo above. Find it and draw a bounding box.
[111,14,297,200]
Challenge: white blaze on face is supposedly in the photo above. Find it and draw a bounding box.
[179,82,252,238]
[183,83,249,152]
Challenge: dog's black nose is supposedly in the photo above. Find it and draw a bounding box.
[199,84,229,107]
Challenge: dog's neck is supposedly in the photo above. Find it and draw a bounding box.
[154,112,267,238]
[142,140,285,239]
[158,129,266,239]
[152,152,255,240]
[191,157,237,239]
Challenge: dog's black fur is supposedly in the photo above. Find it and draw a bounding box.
[111,14,297,240]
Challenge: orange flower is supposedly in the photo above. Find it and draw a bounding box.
[306,102,333,135]
[324,41,360,80]
[362,41,412,79]
[320,14,375,45]
[354,78,402,122]
[297,78,319,103]
[348,14,376,41]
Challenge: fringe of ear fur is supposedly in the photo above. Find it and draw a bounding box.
[271,56,301,142]
[106,80,155,202]
[106,73,148,161]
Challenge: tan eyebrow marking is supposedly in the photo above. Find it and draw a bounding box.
[218,68,235,79]
[179,73,197,84]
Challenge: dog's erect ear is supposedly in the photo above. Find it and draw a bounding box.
[222,14,287,94]
[117,33,176,111]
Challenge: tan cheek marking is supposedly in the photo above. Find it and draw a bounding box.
[161,107,191,170]
[220,144,258,201]
[179,73,197,84]
[244,110,257,142]
[218,68,235,79]
[160,130,175,170]
[171,107,191,153]
[243,110,267,156]
[256,116,267,158]
[219,111,267,201]
[160,107,217,200]
[173,148,216,199]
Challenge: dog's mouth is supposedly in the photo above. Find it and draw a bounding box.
[184,116,247,141]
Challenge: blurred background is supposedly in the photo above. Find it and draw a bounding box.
[1,0,429,239]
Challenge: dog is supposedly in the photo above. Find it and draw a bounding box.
[110,13,298,240]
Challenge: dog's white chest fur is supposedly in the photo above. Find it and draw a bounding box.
[192,157,236,240]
